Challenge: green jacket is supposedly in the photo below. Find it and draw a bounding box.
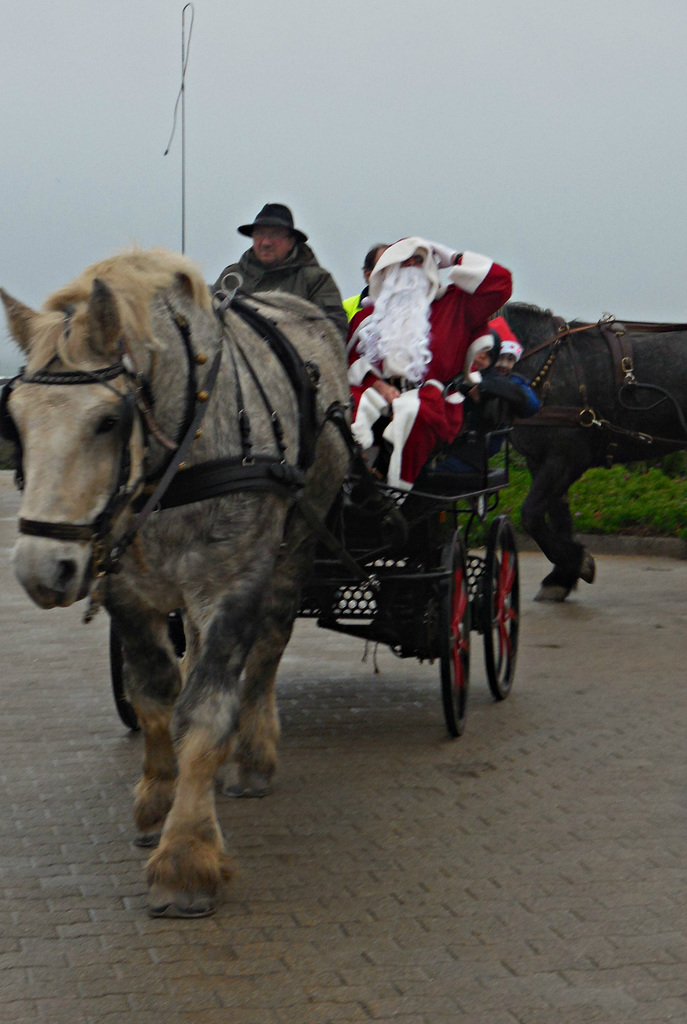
[213,242,348,339]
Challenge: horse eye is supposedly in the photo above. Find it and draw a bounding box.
[95,414,119,435]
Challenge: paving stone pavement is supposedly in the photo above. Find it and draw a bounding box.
[0,472,685,1024]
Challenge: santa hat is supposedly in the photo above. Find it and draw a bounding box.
[462,333,495,385]
[488,315,523,361]
[499,339,523,360]
[368,237,440,303]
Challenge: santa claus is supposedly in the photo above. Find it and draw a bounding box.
[347,237,512,489]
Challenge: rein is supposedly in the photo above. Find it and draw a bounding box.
[514,315,687,453]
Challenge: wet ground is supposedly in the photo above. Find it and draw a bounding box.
[1,472,685,1023]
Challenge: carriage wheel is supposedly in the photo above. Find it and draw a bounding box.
[482,515,519,700]
[109,621,140,731]
[439,530,470,737]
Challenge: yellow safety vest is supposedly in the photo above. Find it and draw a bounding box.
[342,292,363,322]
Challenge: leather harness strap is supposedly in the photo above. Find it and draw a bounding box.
[515,316,687,452]
[600,321,636,386]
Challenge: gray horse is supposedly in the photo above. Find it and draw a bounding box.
[0,248,349,916]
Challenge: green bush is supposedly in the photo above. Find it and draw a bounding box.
[492,449,687,541]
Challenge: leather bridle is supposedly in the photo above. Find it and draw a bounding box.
[2,362,141,544]
[0,304,222,614]
[0,295,331,620]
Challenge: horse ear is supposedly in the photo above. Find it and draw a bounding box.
[174,271,195,300]
[0,288,37,352]
[87,278,121,356]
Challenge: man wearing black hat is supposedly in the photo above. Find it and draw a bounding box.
[212,203,348,338]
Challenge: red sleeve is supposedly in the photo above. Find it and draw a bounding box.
[347,305,372,342]
[467,262,513,330]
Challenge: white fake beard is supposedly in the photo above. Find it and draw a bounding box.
[357,265,432,384]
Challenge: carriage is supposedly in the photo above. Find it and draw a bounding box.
[298,432,519,735]
[112,420,520,739]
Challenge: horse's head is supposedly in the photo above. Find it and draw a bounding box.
[503,302,561,353]
[0,278,146,608]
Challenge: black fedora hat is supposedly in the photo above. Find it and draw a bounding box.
[238,203,308,244]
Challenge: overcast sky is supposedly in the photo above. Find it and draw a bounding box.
[1,0,685,373]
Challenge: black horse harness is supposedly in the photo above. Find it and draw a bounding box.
[0,296,342,617]
[516,315,687,458]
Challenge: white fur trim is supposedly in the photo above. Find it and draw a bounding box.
[423,376,465,402]
[463,333,494,379]
[448,251,493,294]
[348,355,378,387]
[368,237,439,303]
[351,387,390,450]
[425,241,456,268]
[382,389,421,489]
[346,323,365,353]
[500,339,523,360]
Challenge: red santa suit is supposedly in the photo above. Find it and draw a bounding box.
[348,239,512,489]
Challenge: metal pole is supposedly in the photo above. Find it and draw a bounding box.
[164,6,194,254]
[180,4,193,253]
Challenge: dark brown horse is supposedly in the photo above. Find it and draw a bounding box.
[503,303,687,600]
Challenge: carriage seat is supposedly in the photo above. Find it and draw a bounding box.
[417,427,510,496]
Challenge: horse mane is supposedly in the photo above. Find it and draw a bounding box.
[249,290,328,324]
[504,301,559,349]
[505,301,555,319]
[28,248,212,369]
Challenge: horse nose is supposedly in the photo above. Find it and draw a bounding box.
[32,560,79,608]
[12,540,88,609]
[55,558,78,594]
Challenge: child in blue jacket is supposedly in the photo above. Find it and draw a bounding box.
[430,316,540,474]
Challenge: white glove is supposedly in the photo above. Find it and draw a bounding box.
[351,387,390,450]
[427,241,458,269]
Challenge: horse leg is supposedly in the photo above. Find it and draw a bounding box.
[544,489,596,588]
[145,578,269,917]
[224,527,318,798]
[520,455,593,601]
[107,601,182,845]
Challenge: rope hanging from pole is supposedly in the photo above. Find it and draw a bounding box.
[163,3,195,253]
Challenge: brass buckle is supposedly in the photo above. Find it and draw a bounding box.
[579,407,600,428]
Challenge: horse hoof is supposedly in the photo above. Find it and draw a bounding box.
[134,831,161,848]
[147,884,217,918]
[579,551,596,584]
[534,584,570,602]
[222,769,273,799]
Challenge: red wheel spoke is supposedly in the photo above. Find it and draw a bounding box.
[497,618,512,660]
[440,531,470,736]
[450,568,468,692]
[483,518,518,701]
[499,553,515,597]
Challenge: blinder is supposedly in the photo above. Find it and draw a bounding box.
[0,375,24,488]
[7,363,140,542]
